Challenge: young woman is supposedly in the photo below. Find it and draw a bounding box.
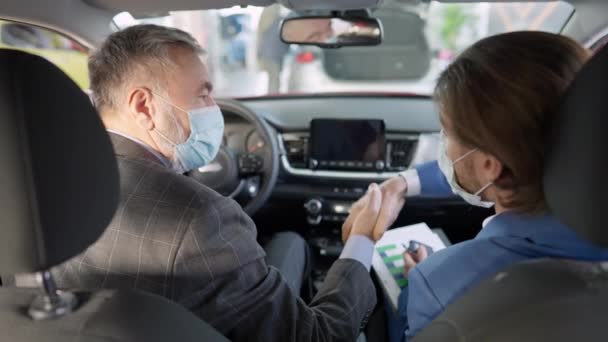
[343,31,606,342]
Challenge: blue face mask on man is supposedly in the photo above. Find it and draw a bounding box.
[152,93,224,174]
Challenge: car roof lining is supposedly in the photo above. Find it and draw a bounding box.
[85,0,273,18]
[84,0,384,17]
[0,0,605,53]
[1,0,114,47]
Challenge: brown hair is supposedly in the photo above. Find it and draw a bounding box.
[435,31,590,213]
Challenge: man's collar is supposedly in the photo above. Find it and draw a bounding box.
[107,130,171,168]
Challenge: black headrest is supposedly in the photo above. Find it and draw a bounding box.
[0,50,119,273]
[544,46,608,248]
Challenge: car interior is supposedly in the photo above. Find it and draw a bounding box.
[0,49,230,342]
[0,0,607,341]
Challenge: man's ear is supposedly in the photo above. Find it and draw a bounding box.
[127,87,155,131]
[482,153,503,183]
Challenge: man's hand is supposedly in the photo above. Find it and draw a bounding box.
[403,247,428,278]
[345,183,383,241]
[342,176,408,242]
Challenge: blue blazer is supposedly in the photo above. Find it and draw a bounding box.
[389,161,608,342]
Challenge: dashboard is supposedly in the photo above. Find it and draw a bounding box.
[223,96,441,181]
[240,95,442,181]
[223,113,267,156]
[220,95,463,225]
[220,94,488,252]
[214,94,492,292]
[243,95,440,131]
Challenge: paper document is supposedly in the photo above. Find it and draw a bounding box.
[372,223,447,313]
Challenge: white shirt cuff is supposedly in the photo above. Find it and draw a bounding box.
[339,235,375,271]
[399,169,421,197]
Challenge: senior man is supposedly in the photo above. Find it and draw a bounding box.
[52,24,383,342]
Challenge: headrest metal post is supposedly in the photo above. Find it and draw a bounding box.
[27,270,78,320]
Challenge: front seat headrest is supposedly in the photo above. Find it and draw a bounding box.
[0,49,119,273]
[544,46,608,248]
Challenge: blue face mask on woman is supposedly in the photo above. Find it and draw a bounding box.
[437,130,494,208]
[153,93,225,174]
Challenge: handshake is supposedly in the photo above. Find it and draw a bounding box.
[343,175,428,276]
[341,176,409,243]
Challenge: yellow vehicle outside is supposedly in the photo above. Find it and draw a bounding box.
[0,20,89,89]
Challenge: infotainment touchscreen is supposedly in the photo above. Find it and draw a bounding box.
[310,119,386,171]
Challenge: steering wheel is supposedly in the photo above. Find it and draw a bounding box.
[187,99,279,216]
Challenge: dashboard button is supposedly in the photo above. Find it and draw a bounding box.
[304,199,323,215]
[307,215,322,225]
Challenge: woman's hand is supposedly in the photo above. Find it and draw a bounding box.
[403,247,428,278]
[342,176,408,242]
[345,183,384,241]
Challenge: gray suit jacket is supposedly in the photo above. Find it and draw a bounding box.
[53,133,377,342]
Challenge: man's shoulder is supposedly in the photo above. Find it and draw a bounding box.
[116,156,232,210]
[115,156,261,258]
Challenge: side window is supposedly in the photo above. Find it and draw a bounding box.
[590,34,608,53]
[0,20,90,89]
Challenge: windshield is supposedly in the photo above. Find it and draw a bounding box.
[124,1,573,97]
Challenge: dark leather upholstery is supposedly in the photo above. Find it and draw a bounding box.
[0,49,228,341]
[0,50,119,273]
[413,259,608,341]
[0,288,229,342]
[544,44,608,248]
[413,43,608,342]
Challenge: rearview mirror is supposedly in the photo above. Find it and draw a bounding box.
[280,16,383,48]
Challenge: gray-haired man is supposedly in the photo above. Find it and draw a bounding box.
[52,24,381,342]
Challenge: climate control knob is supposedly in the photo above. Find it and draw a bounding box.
[304,199,323,215]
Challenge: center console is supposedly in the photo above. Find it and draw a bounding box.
[279,118,433,228]
[272,120,441,291]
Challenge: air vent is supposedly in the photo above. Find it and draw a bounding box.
[387,138,417,171]
[282,134,309,168]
